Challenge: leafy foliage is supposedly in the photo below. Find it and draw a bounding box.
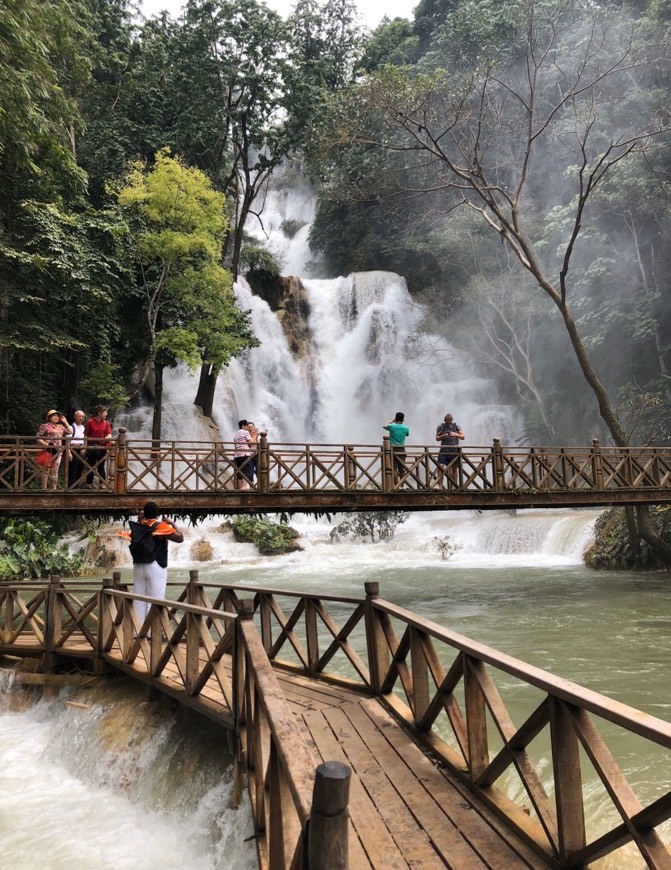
[0,519,85,580]
[331,511,409,543]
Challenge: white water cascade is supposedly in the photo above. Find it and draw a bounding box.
[0,678,257,869]
[117,170,599,567]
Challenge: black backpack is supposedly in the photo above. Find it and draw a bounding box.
[128,520,159,564]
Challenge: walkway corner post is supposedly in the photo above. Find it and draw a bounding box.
[344,445,355,491]
[99,575,115,662]
[44,574,62,675]
[382,435,393,493]
[188,568,205,608]
[591,438,604,490]
[233,598,255,729]
[492,438,505,492]
[259,432,270,494]
[306,760,351,870]
[114,427,128,495]
[364,581,387,694]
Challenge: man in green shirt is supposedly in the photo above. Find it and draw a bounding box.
[383,412,410,486]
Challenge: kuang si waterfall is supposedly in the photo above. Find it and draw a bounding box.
[3,174,671,869]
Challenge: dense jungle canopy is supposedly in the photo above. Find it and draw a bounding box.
[1,0,670,461]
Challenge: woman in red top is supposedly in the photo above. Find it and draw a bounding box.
[84,405,112,488]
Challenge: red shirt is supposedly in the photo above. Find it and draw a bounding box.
[84,417,112,447]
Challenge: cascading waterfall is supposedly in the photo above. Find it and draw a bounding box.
[0,679,256,870]
[117,173,598,564]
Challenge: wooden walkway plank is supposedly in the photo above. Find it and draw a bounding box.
[355,698,546,869]
[302,706,410,869]
[309,702,463,868]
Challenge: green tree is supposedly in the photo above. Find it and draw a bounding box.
[116,150,257,441]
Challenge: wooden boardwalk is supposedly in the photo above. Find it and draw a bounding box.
[1,576,671,868]
[1,432,671,515]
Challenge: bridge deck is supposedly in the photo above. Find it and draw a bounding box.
[99,641,543,868]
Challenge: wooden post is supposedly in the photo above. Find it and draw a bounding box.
[112,571,122,589]
[492,438,505,492]
[364,581,388,694]
[114,428,128,495]
[410,626,430,725]
[463,655,489,780]
[98,576,115,662]
[258,431,270,494]
[591,438,604,490]
[307,761,351,870]
[43,574,62,675]
[305,598,319,672]
[550,697,586,860]
[233,599,255,729]
[344,445,356,491]
[382,435,393,493]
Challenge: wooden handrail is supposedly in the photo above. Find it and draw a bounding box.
[0,579,668,867]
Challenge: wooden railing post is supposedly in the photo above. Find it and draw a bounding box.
[233,599,255,729]
[591,438,604,490]
[114,428,128,495]
[492,438,505,492]
[344,445,356,491]
[550,697,586,860]
[99,576,114,660]
[258,431,270,494]
[43,574,62,674]
[410,626,430,725]
[364,581,388,694]
[382,435,393,493]
[463,656,489,780]
[307,761,351,870]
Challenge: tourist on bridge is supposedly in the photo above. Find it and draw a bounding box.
[435,413,464,488]
[120,501,184,627]
[67,409,86,488]
[234,419,254,491]
[84,405,112,488]
[36,409,72,489]
[383,411,409,486]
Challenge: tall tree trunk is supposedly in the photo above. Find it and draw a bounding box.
[152,363,163,446]
[635,505,671,568]
[194,363,217,417]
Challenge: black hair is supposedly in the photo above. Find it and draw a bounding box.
[238,419,248,428]
[143,501,159,519]
[395,412,405,422]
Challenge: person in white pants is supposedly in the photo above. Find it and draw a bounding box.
[131,501,184,626]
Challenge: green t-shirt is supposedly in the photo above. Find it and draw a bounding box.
[385,422,409,446]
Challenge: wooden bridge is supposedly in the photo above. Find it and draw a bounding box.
[1,574,670,868]
[1,432,671,515]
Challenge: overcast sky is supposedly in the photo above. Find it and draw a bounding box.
[139,0,417,30]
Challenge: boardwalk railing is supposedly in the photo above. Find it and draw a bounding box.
[191,580,671,868]
[0,576,347,870]
[1,577,670,867]
[1,432,671,500]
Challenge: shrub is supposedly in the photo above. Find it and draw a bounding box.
[331,511,409,543]
[0,519,85,580]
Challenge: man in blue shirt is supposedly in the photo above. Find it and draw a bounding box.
[383,411,409,486]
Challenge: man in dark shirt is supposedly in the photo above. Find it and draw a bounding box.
[435,413,464,488]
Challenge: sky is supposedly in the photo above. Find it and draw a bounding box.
[139,0,417,30]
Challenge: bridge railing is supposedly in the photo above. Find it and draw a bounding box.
[2,432,671,496]
[186,579,671,869]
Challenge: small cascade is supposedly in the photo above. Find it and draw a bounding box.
[0,679,256,869]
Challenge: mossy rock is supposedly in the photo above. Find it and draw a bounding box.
[231,516,302,556]
[584,506,671,570]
